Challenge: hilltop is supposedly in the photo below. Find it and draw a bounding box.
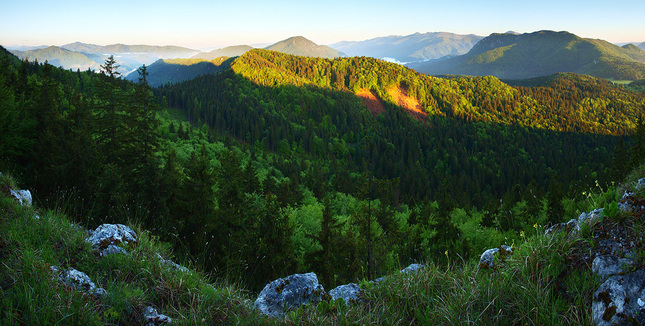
[409,30,645,80]
[265,36,345,59]
[191,45,254,60]
[125,57,233,87]
[331,32,484,63]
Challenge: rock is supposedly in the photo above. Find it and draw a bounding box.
[10,189,32,206]
[401,263,424,274]
[57,267,106,298]
[329,283,360,305]
[637,178,645,189]
[478,245,512,270]
[579,208,604,223]
[545,208,604,236]
[87,224,137,250]
[100,244,128,257]
[621,191,635,201]
[254,272,326,317]
[156,253,189,273]
[143,306,172,325]
[593,269,645,326]
[618,202,632,212]
[371,276,387,284]
[592,255,634,281]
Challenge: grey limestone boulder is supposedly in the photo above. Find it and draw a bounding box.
[156,253,189,273]
[401,263,424,274]
[254,272,327,317]
[637,178,645,189]
[593,269,645,326]
[100,244,128,257]
[545,208,604,236]
[10,189,32,206]
[57,267,106,299]
[87,224,137,250]
[592,255,634,281]
[329,283,360,305]
[478,245,512,270]
[143,306,172,325]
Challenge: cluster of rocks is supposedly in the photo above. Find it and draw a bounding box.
[544,208,604,237]
[254,263,425,317]
[6,188,174,325]
[543,178,645,326]
[588,185,645,326]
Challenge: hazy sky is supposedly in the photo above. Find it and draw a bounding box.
[2,0,644,50]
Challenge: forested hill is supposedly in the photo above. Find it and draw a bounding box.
[156,48,643,209]
[226,49,645,135]
[408,30,645,80]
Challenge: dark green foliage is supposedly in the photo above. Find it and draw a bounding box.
[0,44,640,294]
[546,176,566,226]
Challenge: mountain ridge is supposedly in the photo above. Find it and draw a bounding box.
[191,45,254,60]
[331,32,484,63]
[265,36,345,59]
[408,30,645,80]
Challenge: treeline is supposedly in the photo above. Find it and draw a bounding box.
[156,51,627,208]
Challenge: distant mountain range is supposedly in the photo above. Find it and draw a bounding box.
[331,32,484,63]
[10,46,102,71]
[265,36,344,59]
[408,30,645,80]
[9,32,645,84]
[132,37,344,85]
[10,43,199,75]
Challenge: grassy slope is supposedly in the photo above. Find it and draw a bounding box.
[4,160,644,325]
[0,173,254,325]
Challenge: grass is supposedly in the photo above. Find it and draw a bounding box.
[3,165,645,325]
[0,172,252,325]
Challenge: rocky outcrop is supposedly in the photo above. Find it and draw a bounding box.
[101,244,128,257]
[157,253,189,273]
[143,306,172,325]
[477,245,512,270]
[329,283,360,305]
[55,267,106,299]
[401,263,424,274]
[592,255,634,282]
[10,189,32,206]
[545,208,604,236]
[87,224,137,255]
[254,272,327,317]
[592,270,645,326]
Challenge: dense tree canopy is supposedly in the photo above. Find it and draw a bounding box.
[1,45,644,292]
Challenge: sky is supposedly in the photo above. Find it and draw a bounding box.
[2,0,645,50]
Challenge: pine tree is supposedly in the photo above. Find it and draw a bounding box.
[546,175,565,226]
